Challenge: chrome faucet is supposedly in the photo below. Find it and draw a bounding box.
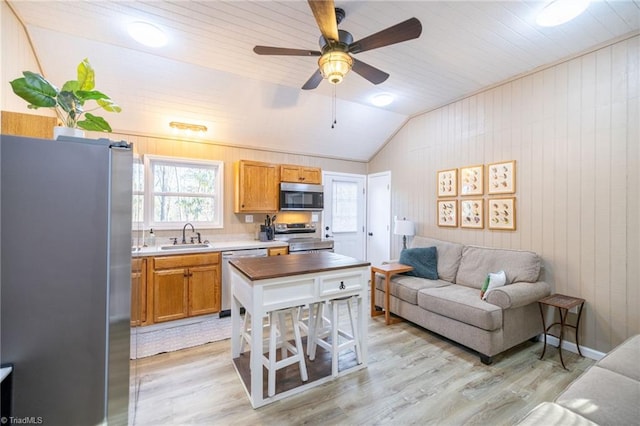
[182,223,195,244]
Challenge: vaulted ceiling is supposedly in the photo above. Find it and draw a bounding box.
[8,1,640,161]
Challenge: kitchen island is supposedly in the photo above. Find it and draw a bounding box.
[229,252,370,408]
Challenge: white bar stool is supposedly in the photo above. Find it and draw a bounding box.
[308,295,362,377]
[240,307,309,397]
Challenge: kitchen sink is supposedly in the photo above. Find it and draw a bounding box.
[160,244,211,250]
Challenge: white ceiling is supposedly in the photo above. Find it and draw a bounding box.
[8,1,640,161]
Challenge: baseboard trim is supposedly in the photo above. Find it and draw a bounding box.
[544,334,606,361]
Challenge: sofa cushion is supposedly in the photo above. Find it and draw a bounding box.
[418,284,502,331]
[375,274,449,305]
[481,270,506,300]
[410,236,464,282]
[455,245,541,289]
[595,334,640,381]
[515,402,597,426]
[398,246,438,280]
[556,365,640,426]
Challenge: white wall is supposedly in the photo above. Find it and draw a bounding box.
[369,35,639,353]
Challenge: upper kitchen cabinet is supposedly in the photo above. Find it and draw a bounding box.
[280,164,322,184]
[234,160,280,213]
[1,111,56,139]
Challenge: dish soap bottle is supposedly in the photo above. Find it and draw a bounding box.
[148,228,156,248]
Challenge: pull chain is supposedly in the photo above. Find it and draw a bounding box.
[331,85,337,129]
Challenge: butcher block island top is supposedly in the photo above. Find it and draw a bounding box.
[229,252,371,408]
[229,252,370,281]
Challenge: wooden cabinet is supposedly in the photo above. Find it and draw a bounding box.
[268,246,289,256]
[234,160,280,213]
[1,111,57,139]
[280,164,322,184]
[150,252,221,324]
[131,257,148,326]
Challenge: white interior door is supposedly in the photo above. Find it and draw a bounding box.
[366,171,391,266]
[322,172,366,260]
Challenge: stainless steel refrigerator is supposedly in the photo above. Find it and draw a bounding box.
[0,134,132,425]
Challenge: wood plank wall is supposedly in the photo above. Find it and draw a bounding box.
[369,36,640,352]
[368,35,639,354]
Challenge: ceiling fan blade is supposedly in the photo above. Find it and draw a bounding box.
[254,46,321,56]
[302,69,323,90]
[307,0,339,42]
[351,58,389,85]
[349,17,422,54]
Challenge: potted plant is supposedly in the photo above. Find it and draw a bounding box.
[9,58,121,137]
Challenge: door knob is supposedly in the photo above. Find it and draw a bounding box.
[368,232,373,236]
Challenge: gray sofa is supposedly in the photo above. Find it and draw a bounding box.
[516,334,640,425]
[374,236,551,364]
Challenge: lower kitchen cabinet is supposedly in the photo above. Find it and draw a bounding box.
[149,252,221,324]
[131,257,147,326]
[268,246,289,256]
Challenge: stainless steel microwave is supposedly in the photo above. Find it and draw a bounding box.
[279,182,324,211]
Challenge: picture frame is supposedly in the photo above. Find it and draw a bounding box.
[437,199,458,227]
[437,168,458,197]
[460,199,484,229]
[460,164,484,196]
[488,197,516,230]
[487,160,516,194]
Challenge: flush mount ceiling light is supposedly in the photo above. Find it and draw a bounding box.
[169,121,207,134]
[371,93,394,107]
[128,21,167,47]
[318,50,353,85]
[536,0,591,27]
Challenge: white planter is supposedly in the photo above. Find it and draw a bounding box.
[53,126,85,140]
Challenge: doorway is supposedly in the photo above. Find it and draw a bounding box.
[322,171,366,260]
[366,171,391,266]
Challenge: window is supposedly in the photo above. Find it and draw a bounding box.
[331,180,358,233]
[143,155,224,229]
[132,155,144,225]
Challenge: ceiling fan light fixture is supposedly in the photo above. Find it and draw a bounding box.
[536,0,590,27]
[319,51,353,85]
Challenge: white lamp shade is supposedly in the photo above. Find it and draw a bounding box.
[394,219,415,236]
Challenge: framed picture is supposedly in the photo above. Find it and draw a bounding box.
[488,197,516,230]
[460,199,484,229]
[460,164,484,196]
[437,168,458,197]
[488,160,516,194]
[437,199,458,227]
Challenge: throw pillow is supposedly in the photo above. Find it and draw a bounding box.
[481,270,507,300]
[399,246,438,280]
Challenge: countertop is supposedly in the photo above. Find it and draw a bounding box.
[132,239,288,257]
[229,252,370,280]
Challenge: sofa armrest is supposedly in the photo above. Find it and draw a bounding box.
[486,281,551,309]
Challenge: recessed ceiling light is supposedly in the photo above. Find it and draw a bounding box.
[128,21,167,47]
[371,93,394,107]
[536,0,590,27]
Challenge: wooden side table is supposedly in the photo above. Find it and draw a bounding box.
[538,293,585,369]
[370,263,413,325]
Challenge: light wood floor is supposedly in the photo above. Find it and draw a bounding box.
[130,317,593,425]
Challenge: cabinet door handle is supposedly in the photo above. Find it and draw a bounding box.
[339,281,345,290]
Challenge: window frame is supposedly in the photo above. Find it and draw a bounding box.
[143,154,224,230]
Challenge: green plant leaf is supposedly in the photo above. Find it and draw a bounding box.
[9,73,58,108]
[57,91,82,115]
[77,113,112,132]
[97,98,122,113]
[61,80,80,93]
[76,90,109,101]
[77,58,95,91]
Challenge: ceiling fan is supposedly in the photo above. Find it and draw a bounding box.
[253,0,422,90]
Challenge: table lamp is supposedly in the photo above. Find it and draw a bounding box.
[394,218,415,250]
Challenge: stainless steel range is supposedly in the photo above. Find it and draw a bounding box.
[274,223,334,254]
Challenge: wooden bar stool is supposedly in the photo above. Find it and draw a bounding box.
[242,307,309,397]
[308,296,362,377]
